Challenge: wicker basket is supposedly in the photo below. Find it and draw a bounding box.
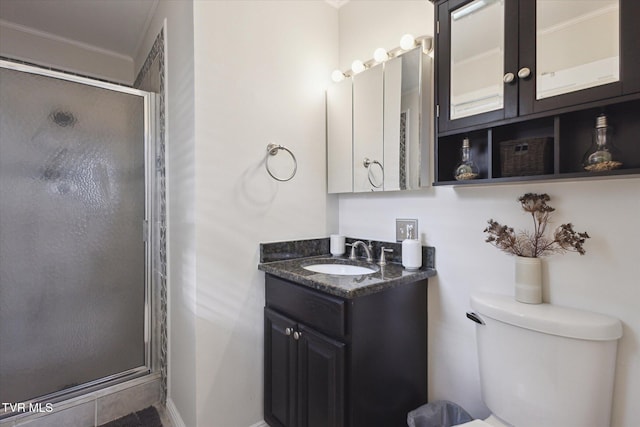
[500,137,553,177]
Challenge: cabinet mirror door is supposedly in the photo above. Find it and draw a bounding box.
[327,78,353,194]
[449,0,505,120]
[384,48,423,191]
[536,0,620,100]
[383,55,402,191]
[353,64,384,193]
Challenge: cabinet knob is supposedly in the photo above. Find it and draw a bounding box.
[503,72,515,84]
[293,331,302,340]
[285,327,293,336]
[518,67,531,79]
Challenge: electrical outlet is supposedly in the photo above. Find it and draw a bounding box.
[396,219,418,242]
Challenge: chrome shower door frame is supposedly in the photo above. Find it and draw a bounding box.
[0,59,159,406]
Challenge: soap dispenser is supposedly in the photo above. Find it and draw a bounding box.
[402,225,422,271]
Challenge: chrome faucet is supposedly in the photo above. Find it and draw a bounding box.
[348,240,373,262]
[378,246,393,266]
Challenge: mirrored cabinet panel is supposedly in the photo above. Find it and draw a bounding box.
[383,55,402,190]
[450,0,504,120]
[327,46,432,193]
[327,78,353,193]
[384,48,426,191]
[436,0,518,132]
[536,0,619,100]
[353,64,384,192]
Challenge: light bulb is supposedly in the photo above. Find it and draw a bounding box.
[331,69,345,82]
[373,47,388,63]
[400,34,416,50]
[351,59,365,74]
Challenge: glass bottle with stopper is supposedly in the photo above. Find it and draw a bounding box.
[583,113,622,172]
[454,137,479,180]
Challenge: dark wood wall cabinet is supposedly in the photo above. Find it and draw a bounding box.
[433,0,640,185]
[264,274,427,427]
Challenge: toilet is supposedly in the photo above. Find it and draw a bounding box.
[459,293,623,427]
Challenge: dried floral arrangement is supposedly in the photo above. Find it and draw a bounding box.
[484,193,590,258]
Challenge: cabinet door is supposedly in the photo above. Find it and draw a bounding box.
[327,78,353,194]
[265,309,297,427]
[519,0,633,115]
[297,325,345,427]
[437,0,519,132]
[383,54,403,191]
[383,47,427,191]
[353,64,384,192]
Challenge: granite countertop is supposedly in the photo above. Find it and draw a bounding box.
[258,254,436,299]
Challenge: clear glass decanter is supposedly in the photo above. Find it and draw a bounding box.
[583,113,622,172]
[454,137,479,180]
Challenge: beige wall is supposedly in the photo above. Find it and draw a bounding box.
[337,0,432,71]
[192,1,338,425]
[136,1,197,426]
[0,20,133,84]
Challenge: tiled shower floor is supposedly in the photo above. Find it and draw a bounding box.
[98,406,163,427]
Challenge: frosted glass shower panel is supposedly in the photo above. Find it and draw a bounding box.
[0,67,146,403]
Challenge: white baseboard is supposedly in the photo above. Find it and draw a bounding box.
[165,399,266,427]
[166,398,186,427]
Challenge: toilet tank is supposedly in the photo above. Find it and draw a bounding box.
[469,293,622,427]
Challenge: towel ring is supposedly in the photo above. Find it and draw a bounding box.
[266,143,297,182]
[363,158,384,189]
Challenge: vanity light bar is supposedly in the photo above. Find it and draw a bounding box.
[331,34,433,82]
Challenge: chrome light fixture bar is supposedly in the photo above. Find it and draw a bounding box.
[331,34,432,82]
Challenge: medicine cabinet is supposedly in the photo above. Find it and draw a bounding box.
[432,0,640,185]
[327,47,432,193]
[436,0,639,133]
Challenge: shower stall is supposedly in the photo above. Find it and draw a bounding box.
[0,60,159,411]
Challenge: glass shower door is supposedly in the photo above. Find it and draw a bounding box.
[0,64,150,404]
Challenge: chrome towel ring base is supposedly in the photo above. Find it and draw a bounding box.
[266,143,297,182]
[363,157,384,189]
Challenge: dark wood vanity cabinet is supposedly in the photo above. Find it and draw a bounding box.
[265,308,345,427]
[433,0,640,184]
[264,274,427,427]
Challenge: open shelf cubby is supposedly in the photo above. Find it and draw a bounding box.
[434,98,640,186]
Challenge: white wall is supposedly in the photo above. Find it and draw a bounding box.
[136,2,197,427]
[338,0,432,71]
[0,20,134,84]
[339,180,640,423]
[192,1,337,425]
[337,2,640,426]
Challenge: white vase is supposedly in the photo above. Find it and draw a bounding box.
[514,256,542,304]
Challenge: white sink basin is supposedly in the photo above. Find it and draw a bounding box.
[303,263,377,275]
